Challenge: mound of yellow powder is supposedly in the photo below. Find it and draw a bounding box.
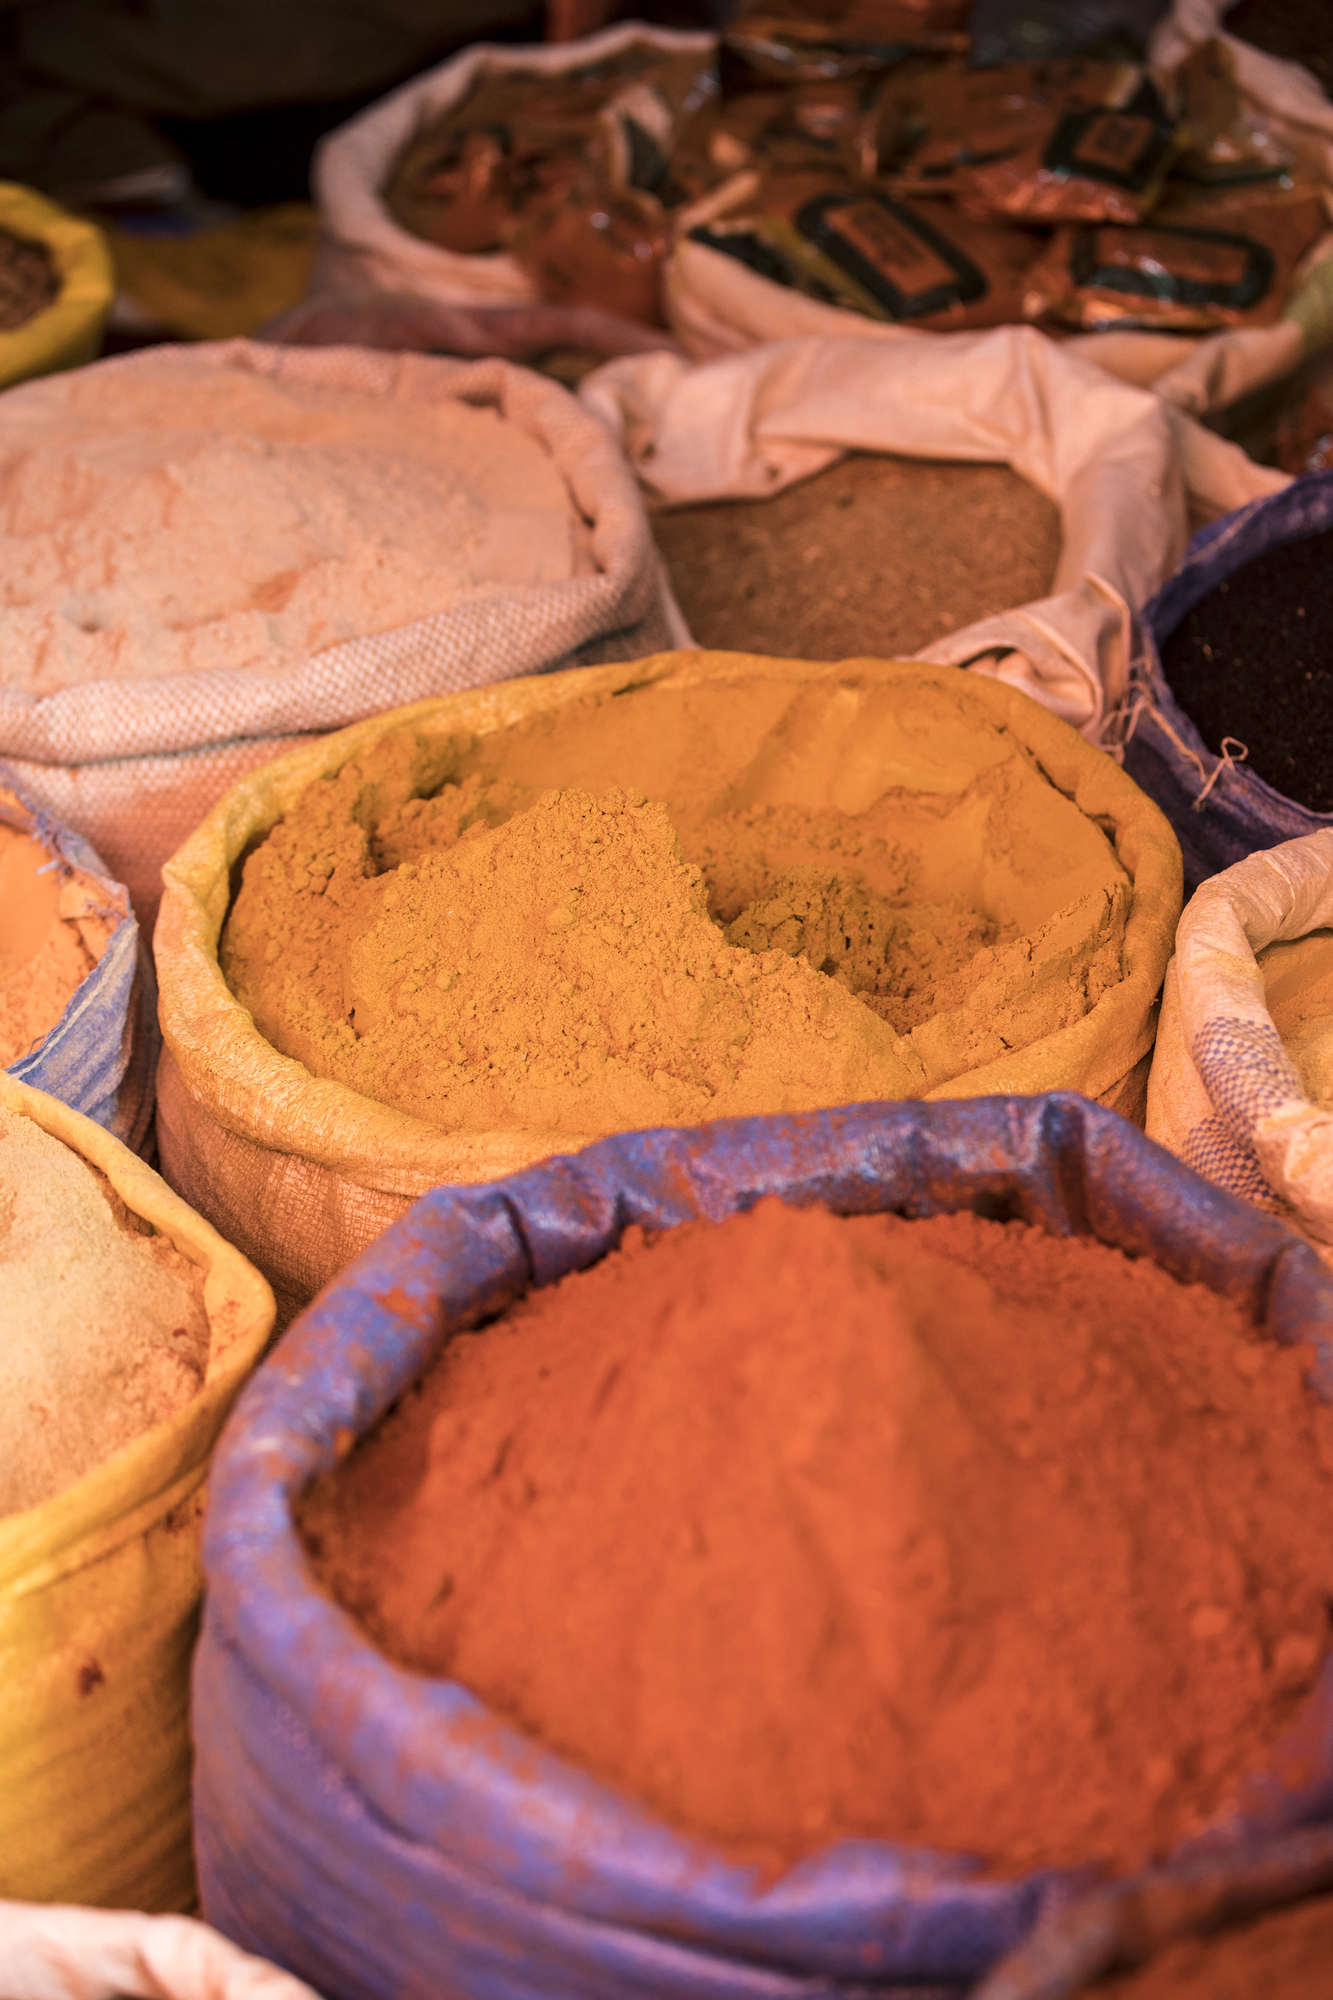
[221,676,1133,1134]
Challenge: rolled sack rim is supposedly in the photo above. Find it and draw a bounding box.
[0,1071,274,1598]
[198,1093,1333,1985]
[154,652,1183,1197]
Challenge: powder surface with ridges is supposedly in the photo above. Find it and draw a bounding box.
[0,1107,209,1518]
[299,1199,1333,1878]
[222,683,1132,1130]
[0,356,580,693]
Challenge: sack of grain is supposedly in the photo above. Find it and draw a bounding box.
[154,649,1181,1325]
[1145,828,1333,1262]
[0,1072,273,1912]
[0,769,156,1153]
[582,327,1295,742]
[190,1091,1333,2000]
[0,1901,320,2000]
[1122,471,1333,892]
[0,182,112,392]
[0,337,674,932]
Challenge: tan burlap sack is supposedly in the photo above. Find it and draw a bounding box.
[0,1073,274,1913]
[155,651,1181,1325]
[0,339,675,933]
[0,1901,319,2000]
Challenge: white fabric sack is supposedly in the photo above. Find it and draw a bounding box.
[0,1902,320,2000]
[0,338,674,929]
[311,20,713,311]
[580,325,1284,740]
[1146,831,1333,1257]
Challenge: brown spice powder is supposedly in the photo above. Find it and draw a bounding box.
[651,455,1062,663]
[300,1199,1333,1879]
[1098,1891,1333,1998]
[0,818,119,1067]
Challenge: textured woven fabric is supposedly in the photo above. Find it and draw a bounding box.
[1148,830,1333,1254]
[0,340,672,927]
[153,654,1184,1328]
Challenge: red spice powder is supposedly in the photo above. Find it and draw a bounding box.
[298,1199,1333,1877]
[1099,1891,1333,1998]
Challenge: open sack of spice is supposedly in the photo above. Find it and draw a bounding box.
[1122,470,1333,891]
[0,181,112,392]
[153,648,1181,1324]
[0,769,156,1153]
[0,337,674,931]
[189,1095,1333,1998]
[1146,828,1333,1264]
[581,324,1284,739]
[0,1901,319,2000]
[0,1073,273,1914]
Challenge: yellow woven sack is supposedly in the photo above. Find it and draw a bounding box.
[154,652,1182,1324]
[0,1074,274,1913]
[0,184,113,391]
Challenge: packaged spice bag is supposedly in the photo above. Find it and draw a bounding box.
[688,169,1044,328]
[1024,178,1330,331]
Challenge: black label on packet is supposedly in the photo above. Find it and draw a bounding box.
[796,190,987,318]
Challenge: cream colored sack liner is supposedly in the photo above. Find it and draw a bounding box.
[1147,831,1333,1262]
[580,327,1288,742]
[155,651,1181,1321]
[0,1073,274,1913]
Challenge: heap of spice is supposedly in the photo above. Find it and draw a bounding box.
[0,1107,209,1519]
[300,1196,1333,1877]
[652,454,1062,664]
[0,816,119,1067]
[0,352,585,696]
[221,676,1131,1133]
[1158,527,1333,816]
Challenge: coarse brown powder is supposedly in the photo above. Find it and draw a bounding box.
[651,455,1062,663]
[299,1198,1333,1879]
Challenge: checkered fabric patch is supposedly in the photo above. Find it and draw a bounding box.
[1180,1116,1283,1211]
[1193,1015,1305,1150]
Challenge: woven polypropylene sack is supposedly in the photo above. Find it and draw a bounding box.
[0,182,112,391]
[1122,470,1333,893]
[192,1093,1333,2000]
[1146,829,1333,1258]
[0,1074,274,1913]
[0,339,673,933]
[0,767,157,1154]
[153,651,1183,1326]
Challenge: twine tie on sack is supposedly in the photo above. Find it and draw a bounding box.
[1193,737,1249,809]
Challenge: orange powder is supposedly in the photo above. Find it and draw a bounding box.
[0,818,118,1066]
[299,1200,1333,1878]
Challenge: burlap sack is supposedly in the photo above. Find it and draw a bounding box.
[1146,830,1333,1264]
[0,338,674,932]
[154,651,1182,1326]
[0,182,112,391]
[0,1073,274,1913]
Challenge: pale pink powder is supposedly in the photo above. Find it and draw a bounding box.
[0,355,582,694]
